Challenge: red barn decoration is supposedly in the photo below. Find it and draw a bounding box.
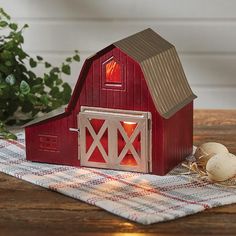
[25,28,197,175]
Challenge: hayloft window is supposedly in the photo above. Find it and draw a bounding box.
[105,59,121,83]
[102,57,124,89]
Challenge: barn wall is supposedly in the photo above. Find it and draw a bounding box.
[25,114,79,166]
[73,47,165,174]
[163,102,193,173]
[73,47,157,113]
[1,0,236,109]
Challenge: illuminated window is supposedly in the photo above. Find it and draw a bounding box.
[102,57,124,89]
[105,59,121,83]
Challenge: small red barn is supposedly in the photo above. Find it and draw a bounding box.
[25,28,197,175]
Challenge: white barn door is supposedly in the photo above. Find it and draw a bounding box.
[78,106,151,173]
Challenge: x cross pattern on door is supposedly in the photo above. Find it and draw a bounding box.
[78,107,151,173]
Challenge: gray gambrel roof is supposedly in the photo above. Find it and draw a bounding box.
[114,28,197,118]
[23,106,67,127]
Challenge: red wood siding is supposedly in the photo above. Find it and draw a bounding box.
[163,102,193,174]
[25,114,79,166]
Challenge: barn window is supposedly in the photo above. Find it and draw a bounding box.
[102,57,125,90]
[105,59,121,83]
[38,135,59,152]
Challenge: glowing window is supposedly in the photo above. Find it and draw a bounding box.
[105,59,121,84]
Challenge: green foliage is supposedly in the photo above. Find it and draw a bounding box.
[0,7,80,139]
[0,120,17,140]
[20,80,30,95]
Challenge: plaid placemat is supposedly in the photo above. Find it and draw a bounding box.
[1,132,236,225]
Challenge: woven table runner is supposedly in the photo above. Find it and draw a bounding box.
[1,132,236,225]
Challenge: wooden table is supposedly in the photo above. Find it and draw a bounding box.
[1,110,236,236]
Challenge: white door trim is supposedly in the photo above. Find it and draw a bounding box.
[78,106,152,173]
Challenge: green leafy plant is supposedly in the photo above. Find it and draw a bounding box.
[0,8,80,139]
[0,120,17,139]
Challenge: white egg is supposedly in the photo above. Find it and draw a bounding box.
[194,142,229,168]
[206,153,236,182]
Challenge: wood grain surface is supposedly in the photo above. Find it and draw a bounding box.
[0,110,236,236]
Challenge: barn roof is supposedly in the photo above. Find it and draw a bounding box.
[23,105,67,127]
[113,28,197,118]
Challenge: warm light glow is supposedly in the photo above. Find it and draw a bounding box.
[122,121,137,138]
[105,59,121,83]
[123,121,136,125]
[119,121,140,165]
[112,232,140,236]
[120,154,137,166]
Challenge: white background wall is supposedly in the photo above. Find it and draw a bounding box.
[1,0,236,109]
